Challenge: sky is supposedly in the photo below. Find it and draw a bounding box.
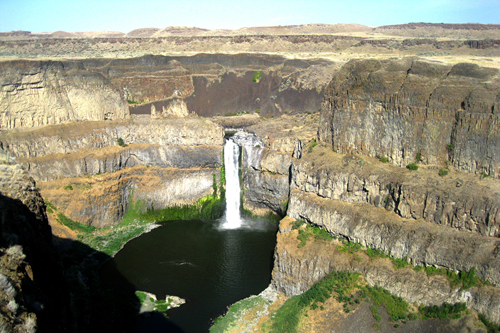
[0,0,499,33]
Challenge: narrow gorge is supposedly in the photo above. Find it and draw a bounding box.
[1,49,500,332]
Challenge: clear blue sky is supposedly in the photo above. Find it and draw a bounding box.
[0,0,498,33]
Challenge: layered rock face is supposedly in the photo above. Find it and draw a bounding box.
[318,58,500,177]
[272,217,500,325]
[0,163,70,332]
[0,117,224,227]
[291,152,500,237]
[0,60,128,129]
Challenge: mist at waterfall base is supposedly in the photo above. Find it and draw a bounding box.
[99,138,277,332]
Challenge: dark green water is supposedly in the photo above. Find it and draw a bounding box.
[99,219,277,332]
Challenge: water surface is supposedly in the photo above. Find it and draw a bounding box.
[100,219,277,332]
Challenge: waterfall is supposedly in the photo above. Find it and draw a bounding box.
[222,138,242,229]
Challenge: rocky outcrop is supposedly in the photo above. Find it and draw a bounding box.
[0,163,70,332]
[291,151,500,237]
[0,60,128,129]
[272,217,500,325]
[318,58,500,178]
[287,189,500,287]
[231,131,295,215]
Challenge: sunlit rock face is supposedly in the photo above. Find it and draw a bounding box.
[319,58,500,178]
[0,60,129,129]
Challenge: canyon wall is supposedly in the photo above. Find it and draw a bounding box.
[0,54,340,130]
[272,217,500,325]
[0,117,224,227]
[318,58,500,178]
[0,60,128,129]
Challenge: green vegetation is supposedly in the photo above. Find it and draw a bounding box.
[419,302,466,319]
[365,247,387,259]
[364,284,409,322]
[117,137,127,147]
[447,144,454,152]
[416,152,422,162]
[379,157,389,163]
[481,171,490,179]
[80,222,149,256]
[63,184,74,190]
[414,266,479,290]
[391,256,410,269]
[294,222,333,248]
[210,296,265,333]
[224,110,249,117]
[252,71,262,82]
[272,271,359,332]
[56,213,96,233]
[307,139,318,153]
[44,200,57,214]
[135,291,180,314]
[337,241,362,254]
[139,195,224,223]
[479,313,500,333]
[406,163,419,171]
[439,168,449,176]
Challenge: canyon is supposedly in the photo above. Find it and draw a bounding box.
[0,23,500,332]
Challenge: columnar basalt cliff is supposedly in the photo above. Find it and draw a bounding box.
[272,217,500,325]
[0,60,129,129]
[291,152,500,237]
[318,58,500,178]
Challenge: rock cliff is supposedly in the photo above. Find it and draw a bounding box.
[318,58,500,178]
[272,217,500,325]
[0,54,340,129]
[0,117,224,227]
[0,163,70,332]
[291,150,500,237]
[0,60,128,129]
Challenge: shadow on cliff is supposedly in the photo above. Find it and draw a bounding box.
[0,193,72,332]
[53,235,184,333]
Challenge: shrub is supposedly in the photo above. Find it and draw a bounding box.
[447,144,454,152]
[252,71,262,82]
[337,241,362,254]
[407,163,419,171]
[478,313,500,333]
[439,168,449,176]
[56,213,96,233]
[481,171,490,179]
[419,302,467,319]
[416,152,422,162]
[379,157,389,163]
[63,184,73,190]
[117,137,127,147]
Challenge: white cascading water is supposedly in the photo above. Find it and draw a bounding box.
[222,139,242,229]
